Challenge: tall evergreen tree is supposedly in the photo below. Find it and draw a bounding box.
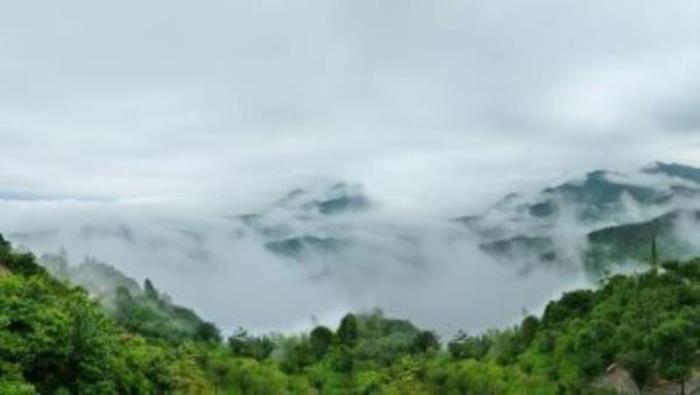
[651,234,658,267]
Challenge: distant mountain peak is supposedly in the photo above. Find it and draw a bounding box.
[265,182,371,216]
[643,162,700,184]
[454,162,700,272]
[230,182,372,259]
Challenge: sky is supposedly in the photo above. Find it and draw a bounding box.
[1,1,700,334]
[1,0,700,211]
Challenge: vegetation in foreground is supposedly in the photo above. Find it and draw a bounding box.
[2,233,700,394]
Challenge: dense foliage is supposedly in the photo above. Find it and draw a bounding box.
[3,232,700,394]
[40,252,220,344]
[585,210,697,272]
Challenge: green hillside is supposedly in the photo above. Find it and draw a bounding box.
[39,252,219,344]
[586,210,700,273]
[479,208,700,275]
[4,232,700,394]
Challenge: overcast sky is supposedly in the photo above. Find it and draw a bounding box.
[2,0,700,211]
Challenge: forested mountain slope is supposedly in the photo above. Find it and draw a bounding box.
[3,231,700,394]
[6,163,700,304]
[459,162,700,272]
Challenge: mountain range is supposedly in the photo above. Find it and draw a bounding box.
[6,162,700,302]
[228,162,700,275]
[456,162,700,273]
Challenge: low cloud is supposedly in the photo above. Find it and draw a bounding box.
[0,191,588,336]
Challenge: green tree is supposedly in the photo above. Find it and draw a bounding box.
[411,330,440,354]
[337,313,359,347]
[309,326,334,359]
[650,319,695,394]
[651,235,659,268]
[330,345,354,373]
[196,321,222,343]
[520,315,540,347]
[228,329,274,361]
[448,331,491,360]
[439,360,508,394]
[143,278,158,300]
[0,274,174,394]
[279,337,315,374]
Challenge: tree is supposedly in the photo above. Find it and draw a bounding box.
[0,380,37,395]
[337,314,359,347]
[0,244,45,277]
[448,331,491,360]
[143,279,158,300]
[309,326,334,359]
[228,329,274,361]
[228,328,254,357]
[520,315,540,347]
[0,233,10,250]
[651,234,659,268]
[196,322,222,343]
[279,338,314,374]
[542,290,594,325]
[650,319,695,394]
[330,345,354,373]
[0,273,175,394]
[439,360,508,394]
[411,331,440,354]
